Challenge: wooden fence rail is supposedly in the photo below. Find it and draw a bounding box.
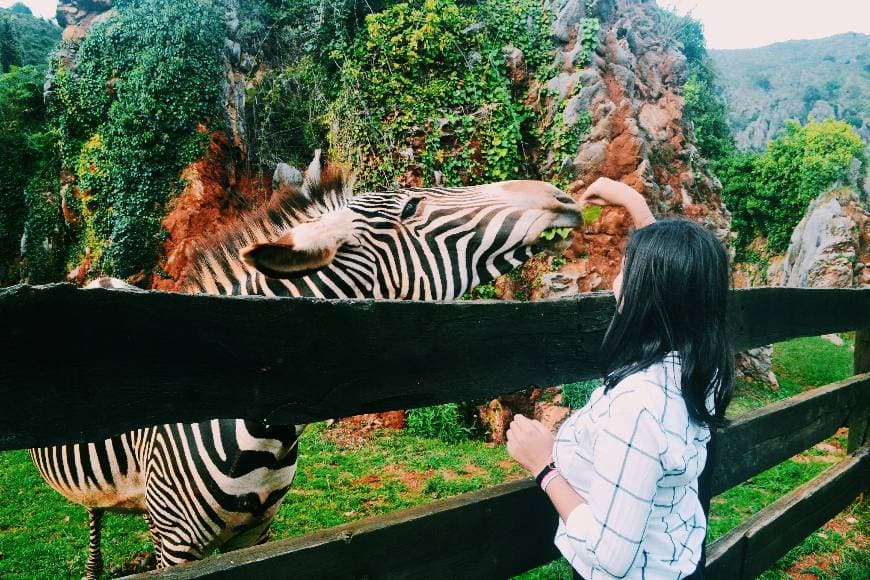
[0,284,867,579]
[138,375,870,580]
[1,284,868,450]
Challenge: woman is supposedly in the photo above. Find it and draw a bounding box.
[506,177,733,579]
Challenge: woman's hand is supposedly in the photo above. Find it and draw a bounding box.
[506,414,555,476]
[579,177,655,228]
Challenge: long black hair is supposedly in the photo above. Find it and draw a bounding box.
[600,219,734,427]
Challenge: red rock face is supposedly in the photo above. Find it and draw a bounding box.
[482,0,734,440]
[559,0,730,291]
[56,0,114,41]
[150,129,271,292]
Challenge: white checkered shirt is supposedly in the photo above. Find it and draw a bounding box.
[553,354,711,579]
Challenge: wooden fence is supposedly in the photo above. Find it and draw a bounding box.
[0,283,867,579]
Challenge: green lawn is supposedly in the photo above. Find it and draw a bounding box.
[0,334,864,578]
[0,425,525,578]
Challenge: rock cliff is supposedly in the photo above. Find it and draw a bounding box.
[49,0,739,436]
[534,0,731,297]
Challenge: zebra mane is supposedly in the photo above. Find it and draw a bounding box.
[182,161,355,292]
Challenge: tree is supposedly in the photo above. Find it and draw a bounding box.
[0,64,53,283]
[719,119,866,256]
[9,3,33,16]
[0,14,22,73]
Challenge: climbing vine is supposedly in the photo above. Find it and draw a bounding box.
[326,0,556,189]
[51,0,224,279]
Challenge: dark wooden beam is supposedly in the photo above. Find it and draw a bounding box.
[124,378,868,579]
[1,284,868,450]
[712,373,869,495]
[132,479,560,580]
[706,448,869,579]
[847,327,870,453]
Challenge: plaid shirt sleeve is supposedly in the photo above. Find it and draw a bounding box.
[563,399,667,578]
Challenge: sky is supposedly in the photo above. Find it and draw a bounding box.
[2,0,868,50]
[658,0,870,49]
[0,0,54,20]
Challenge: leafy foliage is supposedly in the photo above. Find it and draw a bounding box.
[661,10,734,162]
[51,0,224,278]
[719,119,866,255]
[0,64,58,284]
[327,0,557,189]
[239,0,393,168]
[0,12,21,73]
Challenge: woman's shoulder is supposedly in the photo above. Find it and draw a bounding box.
[602,357,687,421]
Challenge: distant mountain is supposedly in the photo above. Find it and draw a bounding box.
[0,5,61,69]
[711,33,869,151]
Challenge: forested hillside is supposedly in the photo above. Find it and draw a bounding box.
[0,3,60,69]
[711,33,869,151]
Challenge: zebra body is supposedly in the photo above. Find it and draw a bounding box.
[31,157,583,576]
[32,420,300,568]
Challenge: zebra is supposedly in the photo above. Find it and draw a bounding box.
[30,155,583,577]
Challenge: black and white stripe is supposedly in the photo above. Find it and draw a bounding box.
[32,162,582,576]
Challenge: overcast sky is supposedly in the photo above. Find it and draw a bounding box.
[3,0,868,50]
[0,0,54,20]
[658,0,869,49]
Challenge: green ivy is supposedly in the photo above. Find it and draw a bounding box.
[51,0,224,278]
[20,166,64,284]
[326,0,556,189]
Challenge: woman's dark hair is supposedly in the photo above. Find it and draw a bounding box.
[600,219,734,427]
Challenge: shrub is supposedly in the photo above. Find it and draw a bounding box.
[719,118,866,256]
[51,0,224,278]
[327,0,557,189]
[668,11,734,163]
[0,13,21,73]
[0,64,55,284]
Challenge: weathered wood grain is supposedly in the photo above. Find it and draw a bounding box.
[133,479,559,579]
[123,379,869,579]
[706,448,869,580]
[0,284,868,449]
[711,373,869,495]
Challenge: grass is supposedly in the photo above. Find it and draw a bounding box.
[0,333,863,578]
[728,334,855,415]
[0,424,524,578]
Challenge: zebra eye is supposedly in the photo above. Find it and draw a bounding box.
[400,197,423,220]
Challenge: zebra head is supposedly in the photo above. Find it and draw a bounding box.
[192,158,583,300]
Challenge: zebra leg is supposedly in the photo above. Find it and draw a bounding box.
[144,513,165,569]
[86,508,104,580]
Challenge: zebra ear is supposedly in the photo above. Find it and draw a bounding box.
[241,232,338,280]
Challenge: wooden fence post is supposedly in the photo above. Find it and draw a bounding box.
[847,328,870,453]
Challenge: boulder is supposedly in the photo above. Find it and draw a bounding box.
[774,188,869,289]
